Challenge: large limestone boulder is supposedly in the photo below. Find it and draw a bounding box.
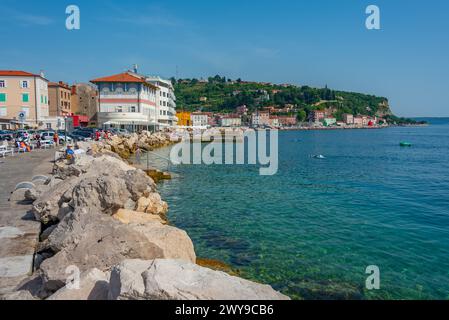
[135,193,168,216]
[46,268,109,300]
[0,290,38,300]
[33,155,152,224]
[109,259,290,300]
[129,222,196,263]
[112,209,166,225]
[41,209,195,293]
[124,133,139,150]
[32,177,83,224]
[70,168,154,215]
[70,174,131,215]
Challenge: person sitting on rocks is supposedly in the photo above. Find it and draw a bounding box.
[65,145,75,163]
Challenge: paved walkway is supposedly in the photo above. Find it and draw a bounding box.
[0,149,55,295]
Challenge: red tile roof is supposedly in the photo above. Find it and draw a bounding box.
[0,70,38,77]
[90,72,146,83]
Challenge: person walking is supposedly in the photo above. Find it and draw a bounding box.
[135,147,141,165]
[53,132,59,146]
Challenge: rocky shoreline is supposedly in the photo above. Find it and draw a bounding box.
[2,131,289,300]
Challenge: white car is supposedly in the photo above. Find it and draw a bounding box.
[40,131,73,144]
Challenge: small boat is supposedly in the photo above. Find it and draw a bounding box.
[313,154,326,159]
[399,142,412,147]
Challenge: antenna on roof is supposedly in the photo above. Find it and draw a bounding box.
[133,64,138,74]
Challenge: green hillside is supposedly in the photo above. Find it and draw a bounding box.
[172,75,421,124]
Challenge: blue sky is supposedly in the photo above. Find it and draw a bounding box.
[0,0,448,117]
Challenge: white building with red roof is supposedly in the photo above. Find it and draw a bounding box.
[90,71,159,131]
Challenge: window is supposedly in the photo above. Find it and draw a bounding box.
[41,95,43,103]
[116,106,123,113]
[130,106,136,112]
[21,81,29,88]
[0,80,6,88]
[0,107,6,116]
[22,93,29,103]
[0,93,6,102]
[44,96,47,104]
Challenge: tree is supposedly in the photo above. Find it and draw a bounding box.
[297,110,307,122]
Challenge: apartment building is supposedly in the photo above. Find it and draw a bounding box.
[71,83,98,126]
[0,70,49,129]
[219,115,242,127]
[48,81,72,119]
[90,71,158,132]
[278,116,297,127]
[251,111,270,127]
[191,112,211,127]
[308,110,326,123]
[147,76,178,127]
[343,113,354,125]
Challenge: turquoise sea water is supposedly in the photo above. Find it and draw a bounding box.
[145,119,449,299]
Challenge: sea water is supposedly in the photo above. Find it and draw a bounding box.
[142,119,449,299]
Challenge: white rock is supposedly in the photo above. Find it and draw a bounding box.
[47,268,109,300]
[109,259,290,300]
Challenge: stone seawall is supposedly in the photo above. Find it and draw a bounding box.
[2,131,289,300]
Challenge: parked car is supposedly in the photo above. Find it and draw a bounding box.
[16,130,32,140]
[0,130,14,141]
[40,131,73,144]
[70,130,93,142]
[110,128,130,136]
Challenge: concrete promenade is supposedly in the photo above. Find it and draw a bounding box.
[0,149,55,295]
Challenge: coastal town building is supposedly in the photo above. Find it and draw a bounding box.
[208,114,219,127]
[48,81,71,117]
[278,116,297,127]
[269,116,279,127]
[323,117,337,126]
[343,113,354,124]
[176,111,192,126]
[251,111,270,127]
[308,110,325,123]
[191,112,210,127]
[0,70,50,129]
[263,106,276,113]
[146,76,178,127]
[90,71,159,132]
[353,116,364,126]
[70,83,98,126]
[48,81,72,129]
[219,115,242,127]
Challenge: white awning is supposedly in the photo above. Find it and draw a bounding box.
[103,120,155,126]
